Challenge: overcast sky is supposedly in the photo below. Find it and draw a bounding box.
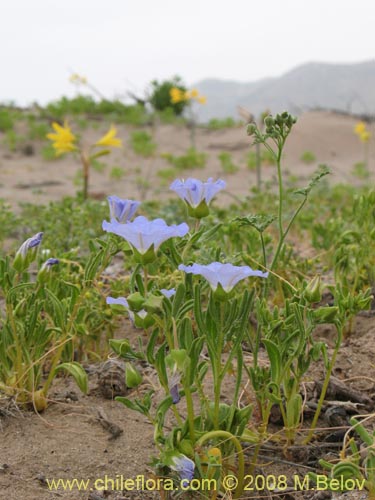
[2,0,374,105]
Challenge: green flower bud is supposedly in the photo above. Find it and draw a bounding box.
[143,294,164,313]
[303,275,322,303]
[246,123,257,136]
[109,338,132,357]
[133,311,155,329]
[178,439,194,458]
[127,292,146,312]
[264,116,275,128]
[313,306,339,323]
[125,363,142,388]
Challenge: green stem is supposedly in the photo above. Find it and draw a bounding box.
[196,430,245,499]
[304,324,342,444]
[184,383,196,443]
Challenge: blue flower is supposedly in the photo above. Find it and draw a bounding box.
[102,216,189,264]
[168,372,181,404]
[37,258,59,283]
[13,232,44,272]
[170,178,226,218]
[170,453,195,482]
[41,258,59,269]
[160,288,176,299]
[107,196,140,223]
[178,262,268,295]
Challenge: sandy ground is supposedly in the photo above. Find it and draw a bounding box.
[1,110,375,499]
[0,111,373,209]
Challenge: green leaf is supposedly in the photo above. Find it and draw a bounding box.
[233,214,277,233]
[294,165,330,196]
[89,149,110,160]
[55,362,88,394]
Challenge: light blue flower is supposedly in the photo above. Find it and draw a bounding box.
[170,453,195,482]
[170,177,226,218]
[178,262,268,294]
[168,372,181,404]
[13,232,44,272]
[107,196,140,223]
[160,288,176,299]
[102,216,189,263]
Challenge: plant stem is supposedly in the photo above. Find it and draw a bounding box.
[304,323,342,444]
[80,151,90,200]
[196,430,245,499]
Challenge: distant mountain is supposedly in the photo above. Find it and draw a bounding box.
[194,60,375,121]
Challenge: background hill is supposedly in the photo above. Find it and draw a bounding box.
[194,60,375,121]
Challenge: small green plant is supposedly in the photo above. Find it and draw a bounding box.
[110,166,126,180]
[149,76,188,116]
[163,148,207,170]
[352,161,370,179]
[0,109,14,132]
[300,150,316,164]
[130,131,156,157]
[27,119,50,141]
[3,130,26,152]
[157,168,178,186]
[218,151,239,174]
[41,143,62,161]
[207,117,240,130]
[91,159,107,173]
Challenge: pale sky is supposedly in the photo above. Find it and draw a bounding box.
[2,0,375,105]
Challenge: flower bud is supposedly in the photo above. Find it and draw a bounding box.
[13,232,43,272]
[144,294,164,313]
[127,292,146,312]
[125,363,142,388]
[313,306,339,323]
[37,258,59,283]
[246,123,257,136]
[303,275,322,303]
[264,116,275,128]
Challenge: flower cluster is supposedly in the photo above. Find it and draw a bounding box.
[46,122,77,156]
[170,177,226,218]
[354,121,371,143]
[170,87,206,105]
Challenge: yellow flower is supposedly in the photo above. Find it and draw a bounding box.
[46,121,77,156]
[95,125,122,148]
[354,121,366,135]
[170,87,186,104]
[197,95,207,105]
[189,88,199,98]
[360,130,371,143]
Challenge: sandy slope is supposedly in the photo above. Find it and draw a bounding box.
[0,111,373,210]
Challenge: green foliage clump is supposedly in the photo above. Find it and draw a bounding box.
[130,131,156,157]
[0,109,14,132]
[43,96,148,126]
[300,150,316,164]
[162,148,207,170]
[149,76,187,116]
[207,117,240,130]
[218,151,239,174]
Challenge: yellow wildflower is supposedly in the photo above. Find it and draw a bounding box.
[95,125,122,148]
[360,130,371,143]
[354,121,366,135]
[170,87,186,104]
[189,88,199,98]
[197,95,207,105]
[46,121,77,156]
